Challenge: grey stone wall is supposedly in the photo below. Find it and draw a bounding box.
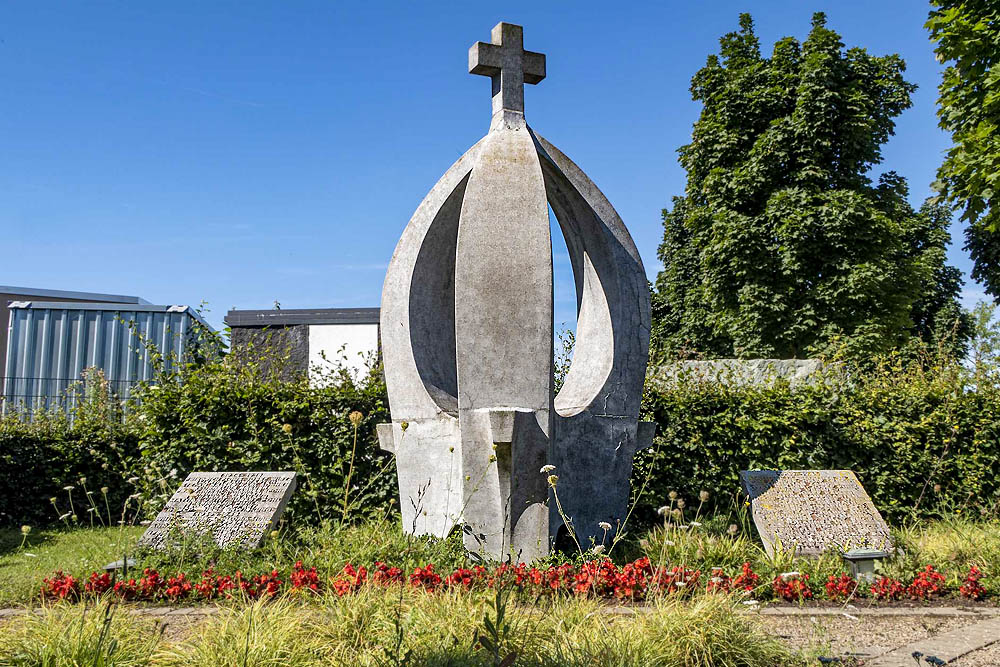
[648,359,832,389]
[229,325,308,382]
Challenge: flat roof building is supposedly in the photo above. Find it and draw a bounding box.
[225,307,380,383]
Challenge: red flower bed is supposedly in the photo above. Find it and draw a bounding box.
[38,560,989,605]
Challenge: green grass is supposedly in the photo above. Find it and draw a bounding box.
[0,526,144,607]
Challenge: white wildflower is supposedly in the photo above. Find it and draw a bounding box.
[539,464,556,473]
[657,506,669,516]
[689,521,702,527]
[598,521,612,531]
[58,513,71,521]
[592,545,606,554]
[63,486,74,492]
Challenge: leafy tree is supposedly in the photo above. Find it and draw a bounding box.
[653,13,968,360]
[927,1,1000,300]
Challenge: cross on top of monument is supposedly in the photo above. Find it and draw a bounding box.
[469,22,546,118]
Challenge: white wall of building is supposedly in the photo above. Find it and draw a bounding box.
[308,323,379,383]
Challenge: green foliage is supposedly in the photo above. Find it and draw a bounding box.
[134,357,394,525]
[0,351,393,528]
[927,0,1000,300]
[0,385,140,527]
[636,353,1000,527]
[654,13,968,359]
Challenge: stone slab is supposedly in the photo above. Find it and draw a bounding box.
[740,470,892,557]
[866,616,1000,666]
[137,472,296,550]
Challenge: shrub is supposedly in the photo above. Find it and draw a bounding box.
[637,354,1000,525]
[133,357,394,525]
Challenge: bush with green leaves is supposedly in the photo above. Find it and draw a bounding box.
[635,349,1000,527]
[0,377,140,527]
[133,357,394,525]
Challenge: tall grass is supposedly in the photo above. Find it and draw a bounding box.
[0,601,163,666]
[33,589,804,667]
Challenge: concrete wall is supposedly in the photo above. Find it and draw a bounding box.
[647,359,829,389]
[308,323,379,382]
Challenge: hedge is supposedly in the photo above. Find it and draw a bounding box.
[635,358,1000,525]
[2,354,998,528]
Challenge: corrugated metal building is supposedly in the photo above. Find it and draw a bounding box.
[0,285,149,378]
[3,291,214,415]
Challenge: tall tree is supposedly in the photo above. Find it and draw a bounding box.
[653,13,967,360]
[927,1,1000,301]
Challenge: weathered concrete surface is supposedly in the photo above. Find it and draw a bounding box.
[648,358,830,389]
[866,616,1000,666]
[380,22,650,561]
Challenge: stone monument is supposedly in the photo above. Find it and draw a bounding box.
[740,470,893,557]
[138,472,297,550]
[378,23,652,561]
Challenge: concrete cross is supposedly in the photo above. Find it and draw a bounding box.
[469,22,545,117]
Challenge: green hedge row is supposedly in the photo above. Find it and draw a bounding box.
[2,355,998,529]
[635,360,1000,525]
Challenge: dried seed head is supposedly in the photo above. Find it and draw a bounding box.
[546,475,559,487]
[676,499,686,509]
[657,506,669,516]
[728,524,739,535]
[668,491,678,500]
[699,490,710,502]
[281,423,293,434]
[20,525,31,535]
[349,411,363,428]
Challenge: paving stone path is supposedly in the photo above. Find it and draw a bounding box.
[864,616,1000,666]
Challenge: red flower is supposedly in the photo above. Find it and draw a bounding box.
[444,566,487,590]
[164,573,192,601]
[907,565,946,601]
[371,561,404,585]
[41,571,79,600]
[330,562,368,596]
[960,566,986,601]
[825,573,858,601]
[84,572,113,596]
[731,562,760,592]
[773,574,812,602]
[870,576,905,601]
[290,561,322,594]
[706,568,732,594]
[409,564,442,591]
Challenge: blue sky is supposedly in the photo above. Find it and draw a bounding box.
[0,1,975,332]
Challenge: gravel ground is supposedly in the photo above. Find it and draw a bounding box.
[758,614,970,659]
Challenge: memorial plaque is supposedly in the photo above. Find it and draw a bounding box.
[740,470,892,557]
[138,472,296,550]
